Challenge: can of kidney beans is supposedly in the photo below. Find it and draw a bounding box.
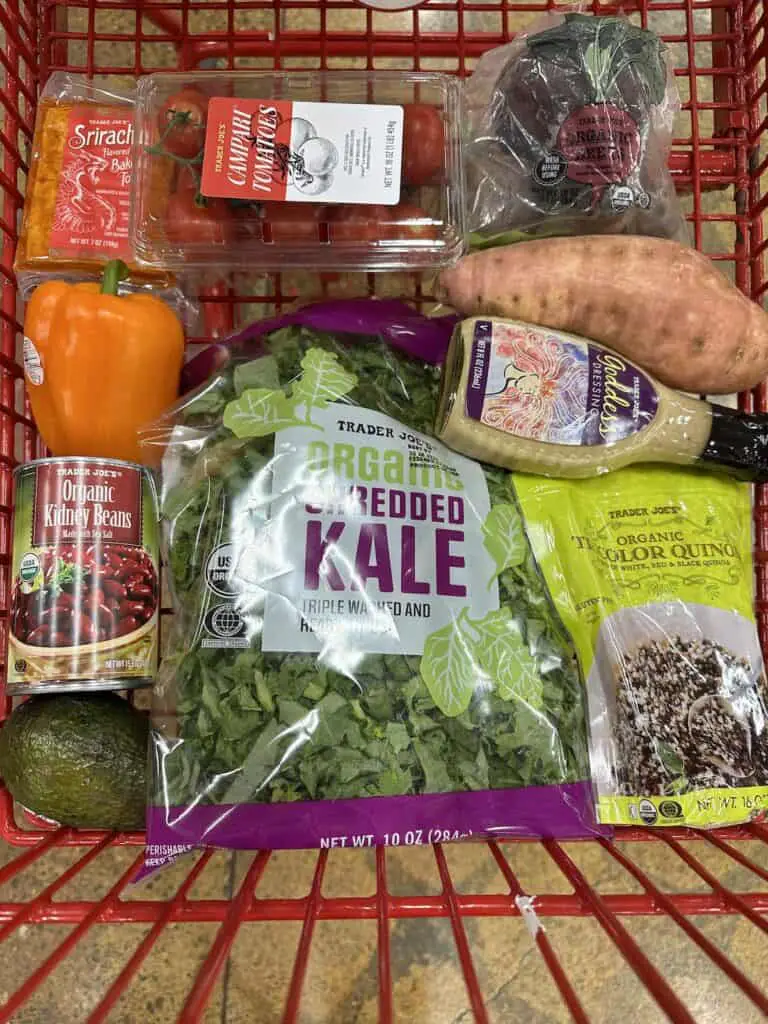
[7,457,160,694]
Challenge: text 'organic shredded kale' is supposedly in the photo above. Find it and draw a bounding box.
[142,301,597,874]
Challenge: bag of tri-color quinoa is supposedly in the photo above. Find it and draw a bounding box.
[514,465,768,829]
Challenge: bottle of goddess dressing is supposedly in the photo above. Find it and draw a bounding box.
[435,317,768,480]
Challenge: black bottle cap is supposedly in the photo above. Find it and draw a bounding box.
[700,404,768,481]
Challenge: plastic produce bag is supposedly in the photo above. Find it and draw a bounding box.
[514,465,768,829]
[140,300,601,875]
[464,12,688,246]
[17,271,199,335]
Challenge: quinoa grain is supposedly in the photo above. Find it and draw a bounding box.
[614,637,768,795]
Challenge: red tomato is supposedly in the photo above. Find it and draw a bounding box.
[381,202,439,242]
[157,88,209,159]
[261,203,324,244]
[327,205,390,243]
[173,164,202,195]
[402,104,444,186]
[199,278,236,339]
[165,189,234,247]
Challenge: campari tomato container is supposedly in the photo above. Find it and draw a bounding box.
[130,70,465,271]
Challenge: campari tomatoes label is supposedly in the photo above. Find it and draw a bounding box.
[200,98,403,205]
[49,107,134,258]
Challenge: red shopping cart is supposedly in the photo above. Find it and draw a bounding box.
[2,3,768,1022]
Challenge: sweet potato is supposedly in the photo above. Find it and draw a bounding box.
[439,236,768,394]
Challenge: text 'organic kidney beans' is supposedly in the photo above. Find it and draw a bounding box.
[7,458,160,694]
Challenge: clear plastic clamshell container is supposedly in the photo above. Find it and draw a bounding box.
[130,70,466,272]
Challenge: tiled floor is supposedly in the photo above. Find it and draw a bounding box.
[2,835,768,1021]
[1,0,766,1020]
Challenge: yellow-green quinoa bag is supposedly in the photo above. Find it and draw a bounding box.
[514,465,768,828]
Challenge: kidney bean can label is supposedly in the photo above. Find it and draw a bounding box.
[8,458,160,693]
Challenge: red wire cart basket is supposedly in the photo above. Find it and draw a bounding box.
[3,2,768,1022]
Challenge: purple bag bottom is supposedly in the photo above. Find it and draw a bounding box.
[138,783,607,879]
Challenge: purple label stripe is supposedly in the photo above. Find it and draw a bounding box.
[583,345,659,447]
[146,782,607,852]
[465,320,493,421]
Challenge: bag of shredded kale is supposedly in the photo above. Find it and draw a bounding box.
[140,300,599,875]
[514,465,768,829]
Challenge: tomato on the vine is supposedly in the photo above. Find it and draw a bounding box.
[261,202,325,243]
[382,202,439,241]
[327,205,390,243]
[165,189,234,247]
[173,164,203,195]
[402,104,444,186]
[157,88,209,160]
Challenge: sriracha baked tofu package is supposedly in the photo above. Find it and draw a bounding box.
[513,466,768,829]
[130,71,465,272]
[14,73,172,290]
[139,300,602,876]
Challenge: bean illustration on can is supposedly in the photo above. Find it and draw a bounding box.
[7,458,160,694]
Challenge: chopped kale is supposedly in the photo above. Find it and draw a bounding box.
[153,325,589,807]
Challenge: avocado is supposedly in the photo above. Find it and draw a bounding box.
[0,692,149,831]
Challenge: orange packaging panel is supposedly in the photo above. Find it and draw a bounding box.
[14,97,171,283]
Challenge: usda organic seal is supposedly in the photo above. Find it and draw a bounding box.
[19,551,40,586]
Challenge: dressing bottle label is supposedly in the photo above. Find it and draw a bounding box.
[465,320,658,446]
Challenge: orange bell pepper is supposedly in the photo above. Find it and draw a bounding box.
[23,261,185,464]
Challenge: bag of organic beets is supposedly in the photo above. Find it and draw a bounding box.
[464,12,688,246]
